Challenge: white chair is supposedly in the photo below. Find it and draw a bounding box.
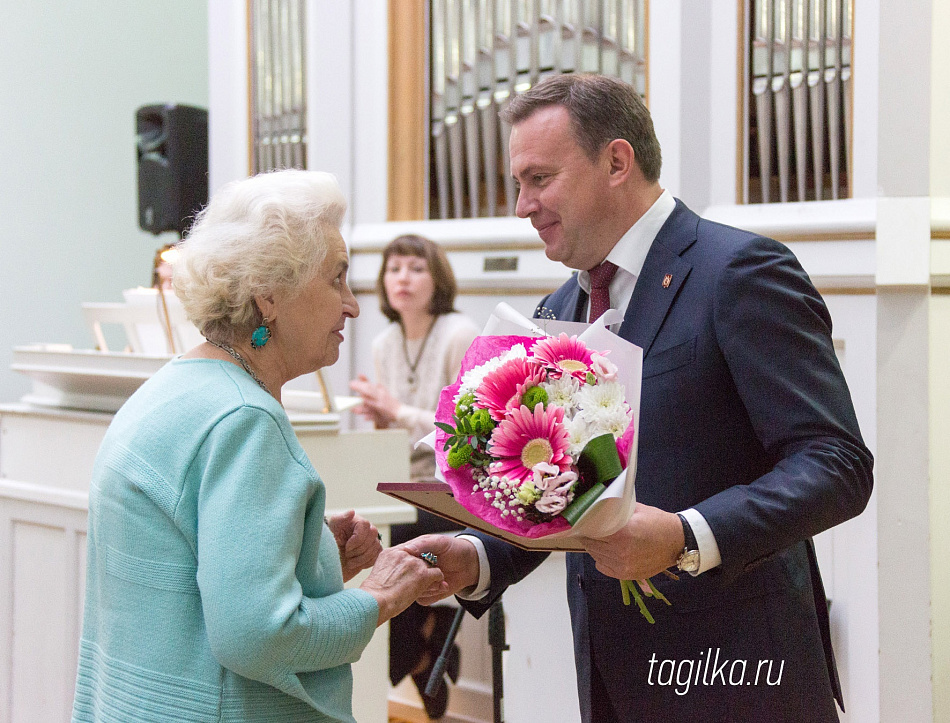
[82,291,202,355]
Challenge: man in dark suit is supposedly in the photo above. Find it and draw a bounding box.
[410,74,873,722]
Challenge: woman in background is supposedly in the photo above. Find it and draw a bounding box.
[350,234,478,719]
[72,171,445,723]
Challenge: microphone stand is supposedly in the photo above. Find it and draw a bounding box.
[425,598,508,723]
[488,599,508,723]
[424,607,464,698]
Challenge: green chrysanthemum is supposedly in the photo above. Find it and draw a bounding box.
[447,443,474,469]
[521,385,548,410]
[470,408,494,435]
[455,392,476,416]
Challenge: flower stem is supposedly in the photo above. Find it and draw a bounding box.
[644,578,672,606]
[620,579,655,624]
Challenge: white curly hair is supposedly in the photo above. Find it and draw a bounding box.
[172,169,346,344]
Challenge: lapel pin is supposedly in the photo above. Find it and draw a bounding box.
[662,274,672,289]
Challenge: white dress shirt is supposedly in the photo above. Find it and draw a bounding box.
[459,191,721,600]
[576,189,676,327]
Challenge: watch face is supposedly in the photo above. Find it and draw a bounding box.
[677,549,700,573]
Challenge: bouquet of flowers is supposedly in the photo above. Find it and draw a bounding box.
[429,304,669,623]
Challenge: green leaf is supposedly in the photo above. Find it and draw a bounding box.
[435,422,457,435]
[561,482,606,526]
[576,433,623,487]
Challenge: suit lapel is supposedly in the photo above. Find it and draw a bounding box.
[539,276,587,322]
[571,285,588,323]
[618,200,698,357]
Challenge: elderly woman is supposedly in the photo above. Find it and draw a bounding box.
[71,170,444,723]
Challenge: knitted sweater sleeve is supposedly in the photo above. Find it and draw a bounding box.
[194,405,377,694]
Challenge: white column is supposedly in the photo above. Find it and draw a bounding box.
[208,0,249,192]
[874,0,937,719]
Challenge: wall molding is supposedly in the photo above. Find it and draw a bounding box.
[703,197,877,241]
[347,199,950,292]
[349,217,540,252]
[352,281,559,296]
[0,479,88,511]
[933,197,950,238]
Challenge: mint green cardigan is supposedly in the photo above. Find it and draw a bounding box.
[72,359,379,722]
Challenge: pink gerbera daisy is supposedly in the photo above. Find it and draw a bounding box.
[487,403,572,483]
[531,333,597,381]
[476,357,546,421]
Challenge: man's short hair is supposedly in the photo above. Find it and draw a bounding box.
[500,73,662,182]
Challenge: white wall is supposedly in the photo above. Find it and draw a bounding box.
[0,1,209,402]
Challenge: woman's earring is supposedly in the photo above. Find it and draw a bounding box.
[251,318,272,348]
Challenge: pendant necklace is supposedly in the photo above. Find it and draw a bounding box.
[207,339,271,395]
[403,317,437,393]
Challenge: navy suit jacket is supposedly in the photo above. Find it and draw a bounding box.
[461,201,873,722]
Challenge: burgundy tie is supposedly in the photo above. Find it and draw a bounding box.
[588,260,618,322]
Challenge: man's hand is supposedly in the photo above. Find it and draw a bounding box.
[326,510,382,582]
[577,503,684,580]
[399,534,481,605]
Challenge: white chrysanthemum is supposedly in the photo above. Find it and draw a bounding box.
[576,381,627,415]
[578,404,633,439]
[564,415,595,458]
[541,375,581,417]
[502,343,528,362]
[455,344,528,401]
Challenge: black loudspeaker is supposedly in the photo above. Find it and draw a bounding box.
[136,104,208,236]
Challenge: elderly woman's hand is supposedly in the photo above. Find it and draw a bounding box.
[349,374,401,428]
[326,510,382,582]
[359,546,447,626]
[400,534,481,605]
